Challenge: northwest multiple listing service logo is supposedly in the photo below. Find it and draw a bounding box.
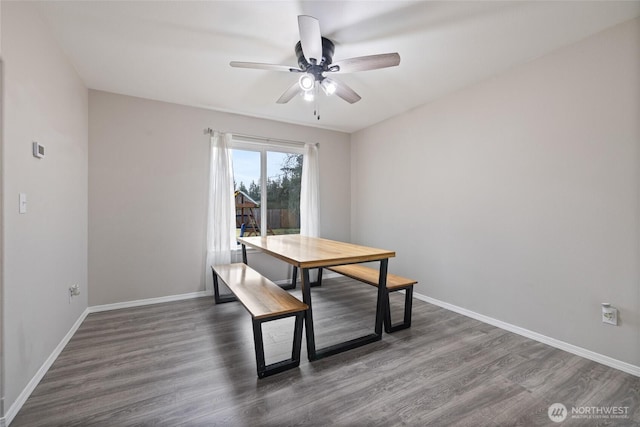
[548,403,630,423]
[548,403,567,423]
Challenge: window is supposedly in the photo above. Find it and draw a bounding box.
[231,138,303,237]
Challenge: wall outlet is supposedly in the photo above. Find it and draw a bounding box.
[33,141,45,158]
[69,284,80,297]
[601,303,618,326]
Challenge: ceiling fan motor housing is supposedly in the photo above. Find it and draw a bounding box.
[295,37,335,82]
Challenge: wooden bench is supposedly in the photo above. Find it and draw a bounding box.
[211,263,308,378]
[325,264,417,333]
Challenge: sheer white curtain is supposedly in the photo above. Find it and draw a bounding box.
[300,143,320,237]
[206,131,236,292]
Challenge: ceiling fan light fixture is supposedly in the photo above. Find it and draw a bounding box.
[299,73,315,91]
[321,78,337,96]
[303,90,315,102]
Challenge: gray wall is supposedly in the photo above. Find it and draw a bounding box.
[2,1,88,411]
[351,18,640,366]
[89,91,351,306]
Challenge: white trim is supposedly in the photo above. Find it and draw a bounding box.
[413,291,640,378]
[4,308,90,426]
[89,290,213,313]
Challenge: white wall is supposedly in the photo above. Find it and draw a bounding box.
[2,1,88,412]
[89,91,350,306]
[351,18,640,366]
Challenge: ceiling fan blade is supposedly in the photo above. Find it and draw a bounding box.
[276,81,302,104]
[331,53,400,73]
[298,15,322,64]
[333,79,361,104]
[230,61,300,72]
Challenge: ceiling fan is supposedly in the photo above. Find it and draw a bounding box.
[230,15,400,117]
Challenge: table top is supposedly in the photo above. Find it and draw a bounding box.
[237,235,395,269]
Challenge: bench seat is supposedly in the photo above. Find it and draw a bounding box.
[327,264,417,290]
[212,263,308,378]
[326,264,416,333]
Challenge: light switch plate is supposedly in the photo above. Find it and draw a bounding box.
[19,193,27,214]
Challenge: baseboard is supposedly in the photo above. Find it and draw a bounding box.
[413,291,640,378]
[4,307,90,425]
[89,290,213,313]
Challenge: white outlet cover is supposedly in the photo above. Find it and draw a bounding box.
[602,306,618,326]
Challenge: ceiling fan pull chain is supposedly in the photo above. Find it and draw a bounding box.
[312,83,318,119]
[316,85,320,120]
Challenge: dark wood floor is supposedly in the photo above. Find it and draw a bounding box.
[12,277,640,426]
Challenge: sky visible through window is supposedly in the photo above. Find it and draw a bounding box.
[232,150,290,191]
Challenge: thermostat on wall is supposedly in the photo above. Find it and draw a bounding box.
[32,141,45,158]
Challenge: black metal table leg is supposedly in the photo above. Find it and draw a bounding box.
[304,259,387,361]
[301,267,317,360]
[374,259,388,336]
[290,265,298,289]
[296,266,322,288]
[241,244,248,264]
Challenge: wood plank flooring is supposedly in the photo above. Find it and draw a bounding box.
[12,277,640,426]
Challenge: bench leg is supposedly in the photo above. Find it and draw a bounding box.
[280,265,297,290]
[384,286,413,333]
[252,312,305,379]
[312,268,323,288]
[211,267,238,304]
[291,266,322,288]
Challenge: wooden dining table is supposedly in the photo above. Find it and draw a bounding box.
[237,234,396,361]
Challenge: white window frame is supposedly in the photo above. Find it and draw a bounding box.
[230,136,304,238]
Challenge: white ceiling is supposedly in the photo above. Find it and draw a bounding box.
[37,1,640,133]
